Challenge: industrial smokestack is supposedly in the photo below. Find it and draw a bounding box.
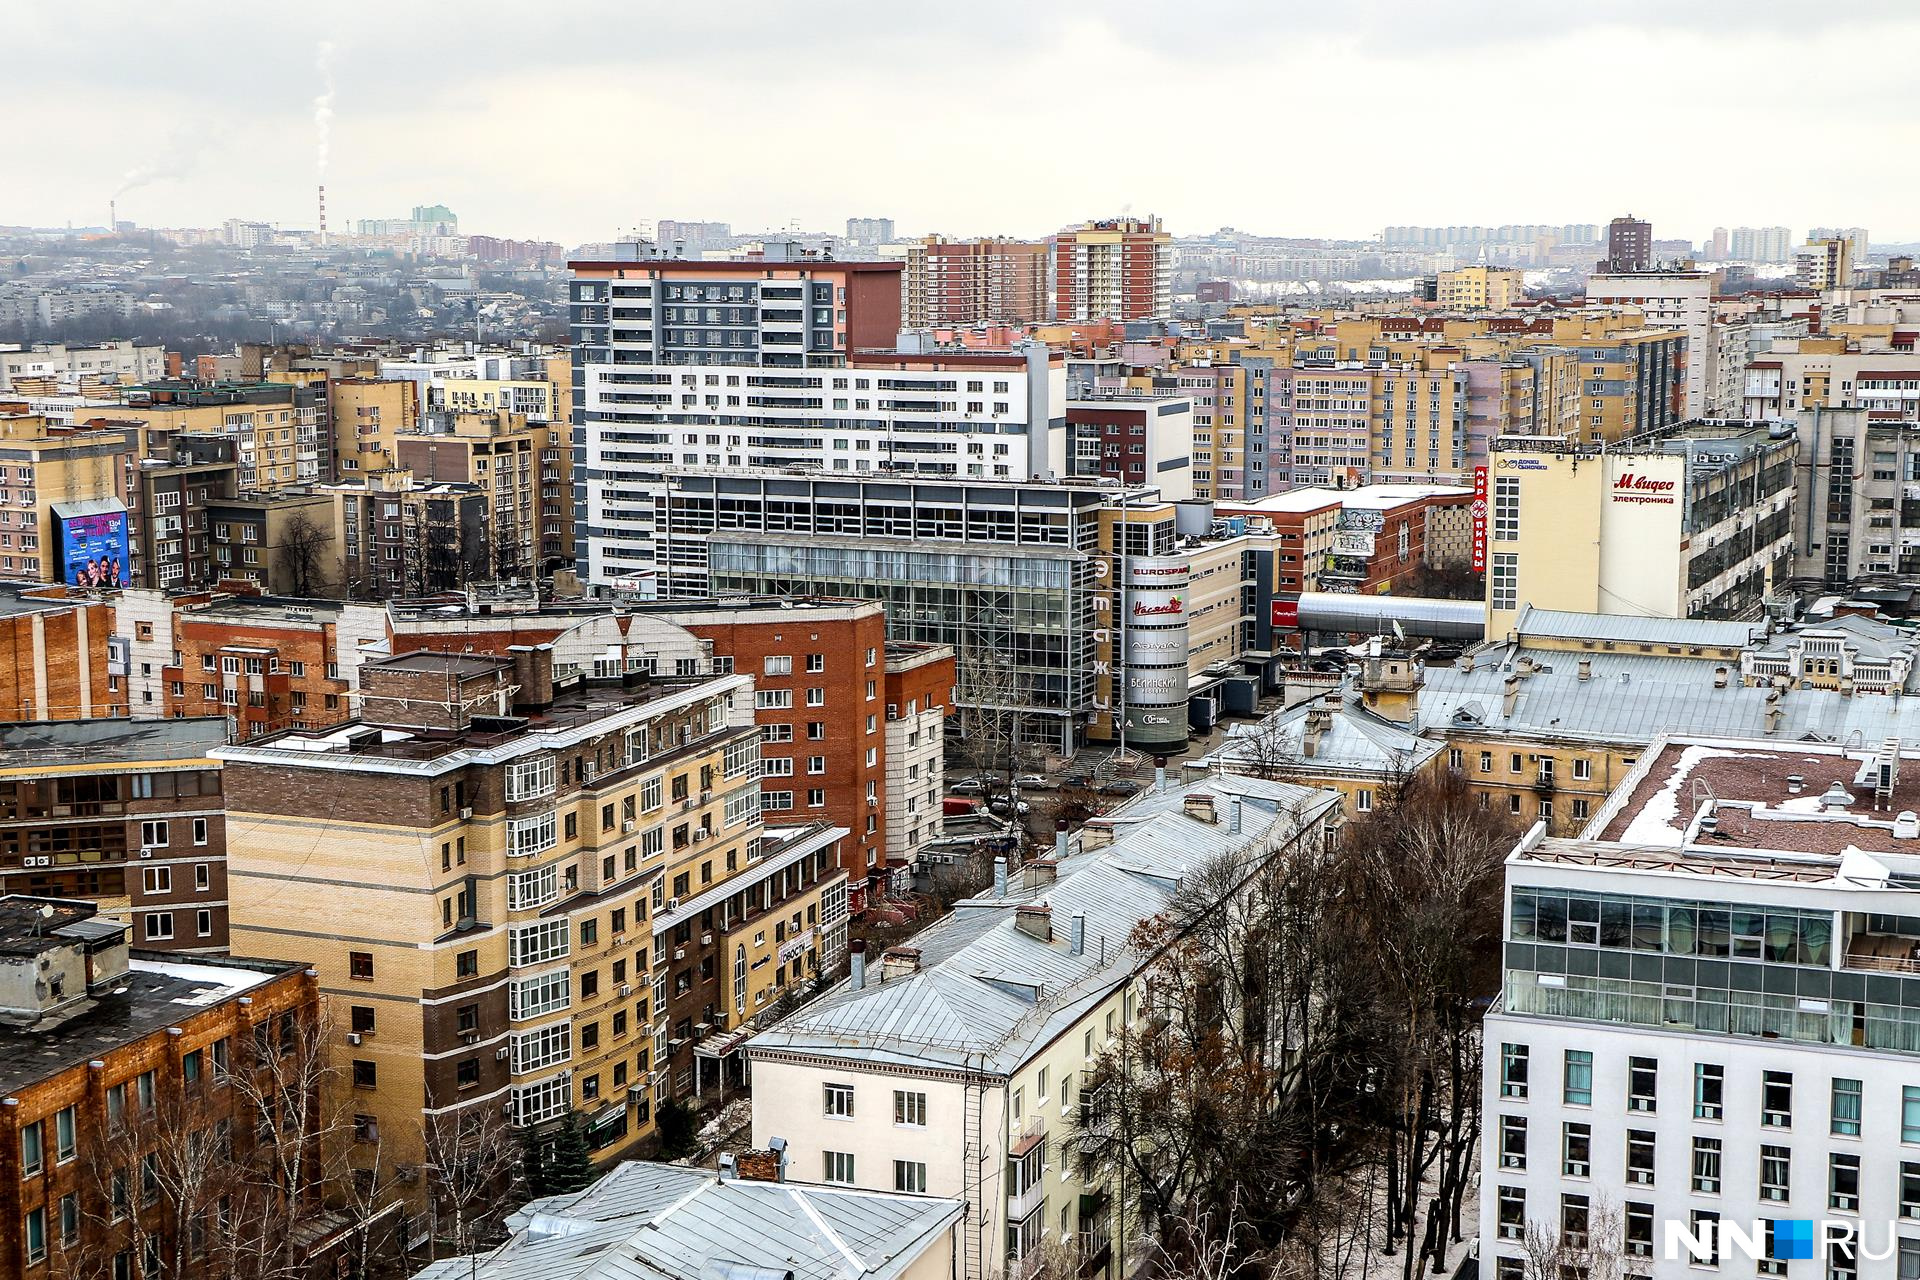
[109,200,116,234]
[318,184,327,246]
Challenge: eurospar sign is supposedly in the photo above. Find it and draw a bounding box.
[1666,1218,1903,1265]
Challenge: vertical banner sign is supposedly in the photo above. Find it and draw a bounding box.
[1471,465,1488,572]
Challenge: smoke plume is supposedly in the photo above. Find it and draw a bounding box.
[314,41,336,177]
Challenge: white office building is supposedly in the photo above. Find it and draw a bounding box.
[1481,733,1920,1279]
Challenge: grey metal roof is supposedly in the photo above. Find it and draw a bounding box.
[746,774,1340,1076]
[1751,614,1920,665]
[1508,605,1765,649]
[1417,642,1920,746]
[413,1161,964,1280]
[1206,696,1443,778]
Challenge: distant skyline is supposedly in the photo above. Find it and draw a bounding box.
[9,1,1919,249]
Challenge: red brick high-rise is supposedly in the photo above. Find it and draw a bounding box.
[1050,216,1173,322]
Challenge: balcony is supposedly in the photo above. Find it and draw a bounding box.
[1845,930,1920,975]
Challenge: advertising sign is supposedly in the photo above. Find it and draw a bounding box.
[1471,466,1488,572]
[1271,596,1301,629]
[60,508,130,588]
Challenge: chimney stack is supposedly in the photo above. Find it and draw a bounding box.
[993,856,1008,898]
[1070,913,1086,956]
[1183,793,1218,824]
[1054,819,1069,862]
[1014,904,1053,944]
[1578,657,1592,681]
[849,939,867,989]
[881,946,922,981]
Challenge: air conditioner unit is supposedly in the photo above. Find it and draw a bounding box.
[346,1032,362,1046]
[460,1029,479,1043]
[673,947,686,960]
[496,1046,511,1061]
[138,848,153,859]
[667,897,680,911]
[459,807,474,819]
[692,830,709,843]
[701,933,713,945]
[623,820,637,833]
[619,983,632,997]
[700,790,711,803]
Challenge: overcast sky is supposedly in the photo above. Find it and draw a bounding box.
[11,1,1917,247]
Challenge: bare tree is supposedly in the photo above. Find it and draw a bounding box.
[952,638,1024,801]
[1520,1196,1633,1280]
[421,1107,522,1259]
[1072,825,1392,1276]
[1219,714,1292,782]
[275,513,334,598]
[1334,768,1517,1280]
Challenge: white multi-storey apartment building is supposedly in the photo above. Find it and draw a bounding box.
[1481,733,1920,1279]
[569,255,1070,590]
[747,773,1341,1280]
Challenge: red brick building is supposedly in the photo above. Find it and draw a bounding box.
[650,601,890,907]
[0,897,320,1279]
[159,595,388,737]
[0,718,232,952]
[0,585,127,722]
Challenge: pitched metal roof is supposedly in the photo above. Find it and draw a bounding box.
[1205,695,1442,778]
[413,1161,963,1280]
[745,774,1339,1076]
[1509,605,1765,649]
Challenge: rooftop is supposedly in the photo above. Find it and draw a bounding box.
[0,948,291,1096]
[747,773,1338,1075]
[1206,692,1444,778]
[1507,605,1765,650]
[0,717,229,770]
[415,1160,963,1280]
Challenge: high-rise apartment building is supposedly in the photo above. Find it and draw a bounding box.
[0,584,126,721]
[328,376,420,479]
[652,220,731,252]
[215,646,846,1185]
[1482,732,1920,1280]
[1586,269,1718,419]
[1810,225,1870,261]
[569,256,1069,593]
[121,381,323,490]
[1728,226,1794,264]
[903,236,1050,328]
[1051,216,1173,322]
[1600,214,1654,272]
[1795,236,1856,290]
[394,409,544,581]
[323,469,490,599]
[844,217,895,245]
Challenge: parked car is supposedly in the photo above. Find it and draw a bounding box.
[987,797,1031,817]
[1098,780,1142,796]
[1012,774,1056,791]
[948,779,987,796]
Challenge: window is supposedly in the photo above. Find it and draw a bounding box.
[192,817,209,846]
[895,1090,927,1127]
[25,1205,45,1265]
[508,920,570,967]
[506,756,556,801]
[1490,552,1518,611]
[1562,1049,1591,1105]
[1689,1210,1721,1266]
[353,1060,377,1088]
[1830,1151,1861,1210]
[755,689,792,709]
[1626,1201,1654,1259]
[1497,1114,1526,1169]
[144,912,174,941]
[1627,1056,1655,1112]
[805,687,825,707]
[140,819,168,848]
[823,1151,855,1185]
[508,970,570,1020]
[508,811,557,858]
[1496,1043,1527,1099]
[1561,1193,1589,1250]
[1691,1135,1721,1193]
[824,1083,854,1118]
[22,1119,43,1176]
[1762,1070,1792,1127]
[806,653,824,673]
[1832,1077,1862,1136]
[1496,1185,1524,1240]
[763,655,792,676]
[1493,475,1519,540]
[349,951,374,980]
[1905,1086,1920,1142]
[894,1159,926,1193]
[1561,1121,1590,1177]
[1761,1145,1791,1202]
[507,864,558,910]
[1626,1129,1655,1185]
[54,1107,74,1163]
[1694,1063,1723,1119]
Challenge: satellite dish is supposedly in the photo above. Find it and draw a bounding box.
[39,905,55,919]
